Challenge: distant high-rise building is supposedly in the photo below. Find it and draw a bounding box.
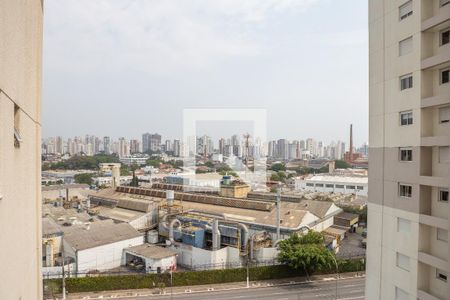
[231,134,240,147]
[118,137,130,158]
[197,135,213,157]
[164,139,172,152]
[277,139,289,160]
[142,133,161,153]
[288,142,297,159]
[103,136,111,154]
[299,140,305,151]
[55,136,63,154]
[367,1,450,299]
[218,138,226,155]
[317,141,324,158]
[173,139,181,157]
[142,133,150,153]
[130,139,140,154]
[268,141,276,157]
[305,138,317,157]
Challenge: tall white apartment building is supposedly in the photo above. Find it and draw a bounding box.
[0,1,43,299]
[367,1,450,299]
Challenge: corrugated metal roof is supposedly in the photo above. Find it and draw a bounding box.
[62,221,142,251]
[117,198,153,212]
[125,244,177,260]
[42,217,63,237]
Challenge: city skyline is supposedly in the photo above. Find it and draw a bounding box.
[42,132,368,161]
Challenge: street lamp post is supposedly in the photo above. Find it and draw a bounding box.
[170,269,173,300]
[246,259,250,288]
[61,237,66,300]
[329,253,339,300]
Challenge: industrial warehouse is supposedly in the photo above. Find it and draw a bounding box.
[41,175,357,276]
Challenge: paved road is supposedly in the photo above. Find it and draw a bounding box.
[110,277,365,300]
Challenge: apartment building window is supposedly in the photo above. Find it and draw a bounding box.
[357,186,364,190]
[397,218,411,233]
[441,68,450,84]
[399,147,413,161]
[400,111,413,125]
[440,106,450,123]
[336,184,344,189]
[346,185,356,190]
[400,74,413,90]
[399,1,413,20]
[395,287,409,300]
[399,36,413,56]
[315,184,324,187]
[396,253,410,271]
[441,28,450,46]
[325,184,334,188]
[439,188,449,202]
[399,184,412,197]
[437,269,448,282]
[306,183,314,187]
[437,228,448,242]
[439,146,450,163]
[440,0,450,7]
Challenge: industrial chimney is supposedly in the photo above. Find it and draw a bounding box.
[349,124,353,161]
[166,190,174,207]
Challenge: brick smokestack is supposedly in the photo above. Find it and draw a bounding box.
[350,124,353,160]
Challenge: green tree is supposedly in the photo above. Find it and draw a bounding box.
[120,165,131,176]
[74,173,94,185]
[335,160,351,169]
[167,160,183,168]
[270,173,280,181]
[130,170,139,187]
[270,163,286,172]
[146,159,161,168]
[295,167,314,175]
[278,231,334,274]
[43,154,120,171]
[204,161,215,168]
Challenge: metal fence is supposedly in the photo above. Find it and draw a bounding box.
[43,259,283,279]
[178,259,281,271]
[43,254,365,279]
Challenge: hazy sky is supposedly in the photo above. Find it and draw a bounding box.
[43,0,368,146]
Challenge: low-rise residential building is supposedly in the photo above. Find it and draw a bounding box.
[119,155,149,166]
[92,176,132,187]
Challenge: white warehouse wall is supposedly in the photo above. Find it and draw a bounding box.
[76,236,144,273]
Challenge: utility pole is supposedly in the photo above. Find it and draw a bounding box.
[276,183,281,241]
[329,253,339,300]
[170,268,173,300]
[246,259,250,288]
[61,238,66,300]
